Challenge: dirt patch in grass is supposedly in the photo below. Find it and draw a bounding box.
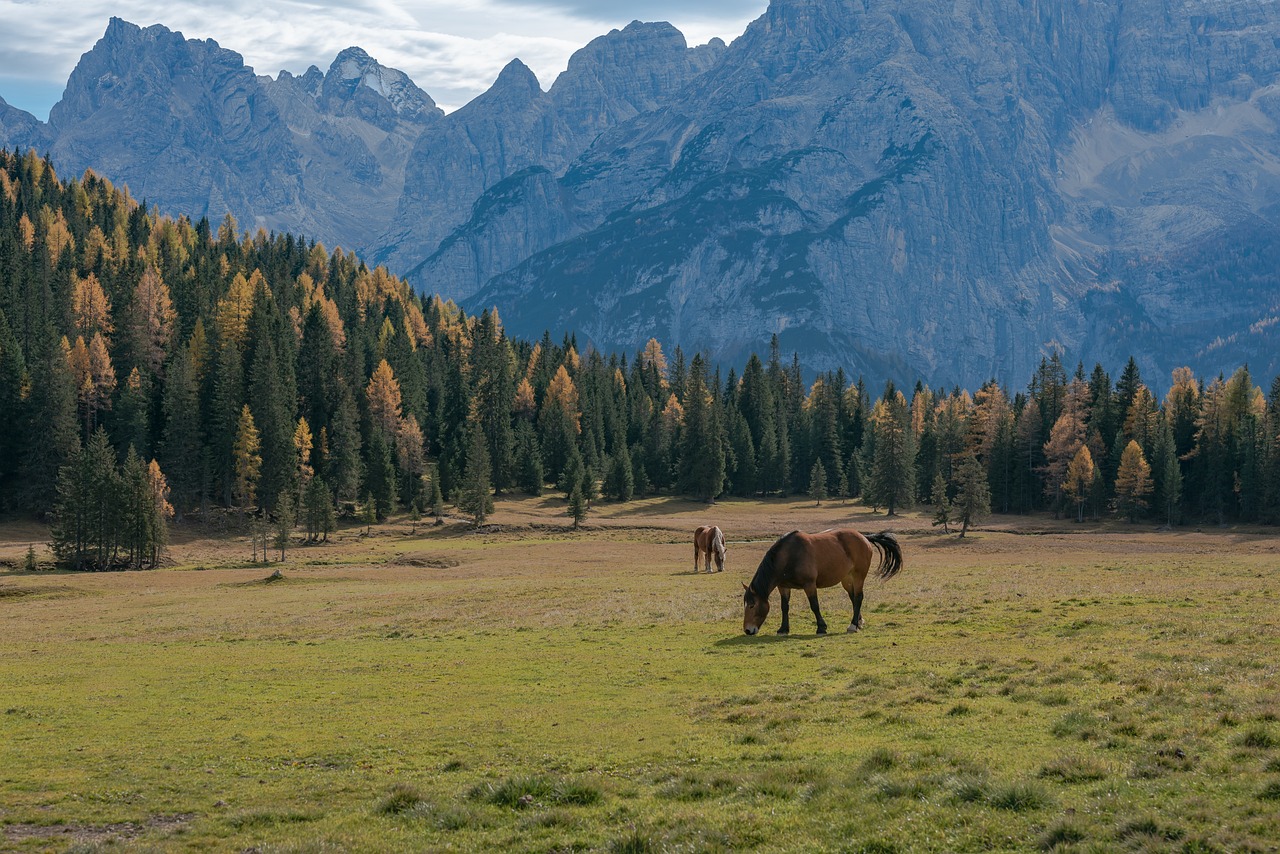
[0,583,84,600]
[390,554,462,569]
[2,813,192,844]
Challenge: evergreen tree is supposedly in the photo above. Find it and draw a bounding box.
[604,444,635,502]
[867,386,915,515]
[678,355,726,502]
[953,453,991,537]
[161,347,202,516]
[809,459,828,505]
[274,489,296,560]
[514,420,544,496]
[930,471,952,534]
[472,310,516,493]
[302,476,336,542]
[427,464,445,525]
[327,381,362,504]
[568,483,587,529]
[51,428,120,569]
[457,426,495,526]
[364,428,397,520]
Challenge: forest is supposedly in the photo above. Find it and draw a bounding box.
[2,149,1279,568]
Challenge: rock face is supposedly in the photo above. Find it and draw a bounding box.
[376,21,725,292]
[1,18,441,251]
[465,0,1280,385]
[5,5,1280,385]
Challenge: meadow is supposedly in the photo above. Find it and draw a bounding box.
[1,498,1279,853]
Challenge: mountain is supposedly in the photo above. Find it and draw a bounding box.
[372,21,725,290]
[462,0,1280,385]
[4,4,1280,386]
[0,18,442,251]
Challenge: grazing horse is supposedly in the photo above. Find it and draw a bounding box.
[693,525,726,574]
[742,529,902,636]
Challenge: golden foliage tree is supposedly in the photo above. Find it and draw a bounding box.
[366,359,403,437]
[233,405,262,512]
[71,272,112,338]
[130,266,176,374]
[1113,440,1153,522]
[1063,444,1095,522]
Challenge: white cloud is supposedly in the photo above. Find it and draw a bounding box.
[0,0,764,118]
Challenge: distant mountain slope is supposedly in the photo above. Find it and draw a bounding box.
[4,4,1280,386]
[1,18,442,251]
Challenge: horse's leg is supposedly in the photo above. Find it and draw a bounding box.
[843,577,865,632]
[777,588,791,635]
[805,584,827,635]
[694,542,700,573]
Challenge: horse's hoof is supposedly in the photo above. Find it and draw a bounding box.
[777,628,789,636]
[847,624,860,633]
[816,628,828,636]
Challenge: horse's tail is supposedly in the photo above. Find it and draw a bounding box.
[866,531,903,581]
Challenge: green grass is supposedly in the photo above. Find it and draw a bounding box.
[2,502,1280,850]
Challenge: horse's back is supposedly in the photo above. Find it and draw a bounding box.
[796,529,873,586]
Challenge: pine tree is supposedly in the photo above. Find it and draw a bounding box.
[274,489,296,560]
[867,387,915,515]
[161,347,202,516]
[458,426,495,526]
[328,381,362,504]
[809,459,828,505]
[472,310,516,493]
[568,483,587,529]
[302,476,336,542]
[515,420,544,495]
[604,444,634,502]
[953,453,991,537]
[365,428,398,520]
[1113,440,1154,522]
[51,428,121,569]
[678,355,726,502]
[427,464,445,525]
[930,471,952,534]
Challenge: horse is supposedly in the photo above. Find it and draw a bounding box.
[742,529,902,636]
[693,525,726,574]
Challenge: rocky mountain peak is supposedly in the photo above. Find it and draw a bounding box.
[319,46,439,123]
[488,59,544,102]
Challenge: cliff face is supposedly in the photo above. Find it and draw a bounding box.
[2,18,442,251]
[5,4,1280,385]
[375,21,726,291]
[466,0,1280,385]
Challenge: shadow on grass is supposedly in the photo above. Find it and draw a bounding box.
[712,633,832,648]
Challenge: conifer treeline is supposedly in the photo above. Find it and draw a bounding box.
[3,150,1280,566]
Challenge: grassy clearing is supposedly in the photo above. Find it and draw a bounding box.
[1,498,1279,851]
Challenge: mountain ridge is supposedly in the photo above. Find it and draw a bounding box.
[3,4,1280,386]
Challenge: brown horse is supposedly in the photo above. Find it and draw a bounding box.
[742,529,902,635]
[693,525,726,573]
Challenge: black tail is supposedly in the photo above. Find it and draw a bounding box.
[867,532,903,581]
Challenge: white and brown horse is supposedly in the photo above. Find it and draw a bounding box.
[742,529,902,635]
[693,525,726,574]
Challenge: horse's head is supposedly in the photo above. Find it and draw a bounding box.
[714,541,726,573]
[742,582,769,635]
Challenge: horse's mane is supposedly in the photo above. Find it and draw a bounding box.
[750,531,799,598]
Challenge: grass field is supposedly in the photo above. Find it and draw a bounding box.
[2,497,1279,852]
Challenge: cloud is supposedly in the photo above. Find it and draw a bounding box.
[0,0,764,119]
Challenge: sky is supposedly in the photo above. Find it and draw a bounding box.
[0,0,766,118]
